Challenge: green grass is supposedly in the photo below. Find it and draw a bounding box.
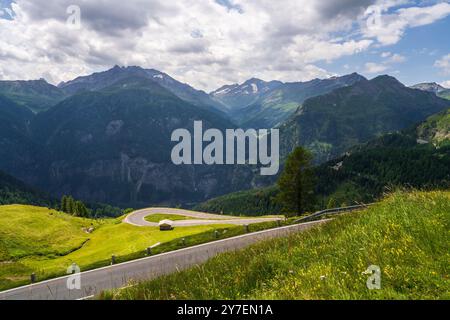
[0,205,290,291]
[0,205,97,261]
[0,205,238,290]
[144,214,194,223]
[103,190,450,300]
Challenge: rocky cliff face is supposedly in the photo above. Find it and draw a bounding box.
[43,153,256,206]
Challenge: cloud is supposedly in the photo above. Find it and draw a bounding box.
[365,51,405,74]
[365,62,388,73]
[435,54,450,75]
[363,1,450,45]
[16,0,176,36]
[387,53,406,63]
[440,80,450,88]
[315,0,377,21]
[0,0,447,90]
[379,52,405,63]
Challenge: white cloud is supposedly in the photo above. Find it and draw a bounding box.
[365,52,405,75]
[0,0,447,90]
[378,52,406,63]
[365,62,388,74]
[435,54,450,75]
[440,80,450,88]
[363,1,450,45]
[387,53,406,63]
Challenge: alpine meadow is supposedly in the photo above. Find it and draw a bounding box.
[0,0,449,306]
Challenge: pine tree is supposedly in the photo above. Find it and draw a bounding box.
[276,147,316,217]
[67,196,75,214]
[61,195,68,213]
[74,201,89,217]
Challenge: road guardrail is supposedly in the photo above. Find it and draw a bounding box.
[295,203,374,223]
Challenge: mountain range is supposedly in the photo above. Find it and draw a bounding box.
[0,66,449,207]
[195,106,450,215]
[211,73,366,128]
[58,65,227,114]
[280,76,450,163]
[0,79,66,113]
[411,82,450,100]
[210,78,283,111]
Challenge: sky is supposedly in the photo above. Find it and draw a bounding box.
[0,0,449,91]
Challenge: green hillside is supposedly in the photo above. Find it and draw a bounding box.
[0,80,66,113]
[438,89,450,100]
[316,138,450,206]
[0,170,53,206]
[0,205,95,261]
[195,137,450,216]
[195,109,450,215]
[416,108,450,146]
[194,186,282,216]
[0,95,43,181]
[281,76,450,163]
[104,190,450,300]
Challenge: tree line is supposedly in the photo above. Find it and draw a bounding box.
[196,140,450,218]
[60,195,90,217]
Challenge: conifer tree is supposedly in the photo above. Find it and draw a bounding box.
[276,147,316,216]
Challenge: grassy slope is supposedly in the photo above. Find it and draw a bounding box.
[0,206,95,261]
[417,108,450,146]
[145,214,195,222]
[106,190,450,300]
[0,205,234,290]
[438,90,450,100]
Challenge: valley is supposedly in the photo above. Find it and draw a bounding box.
[1,0,449,304]
[0,66,448,207]
[0,65,449,300]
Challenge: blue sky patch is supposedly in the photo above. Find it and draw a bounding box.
[0,0,15,20]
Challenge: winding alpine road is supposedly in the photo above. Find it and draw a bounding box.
[0,205,367,300]
[124,207,283,227]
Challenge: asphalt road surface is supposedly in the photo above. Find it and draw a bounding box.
[0,219,329,300]
[124,207,283,227]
